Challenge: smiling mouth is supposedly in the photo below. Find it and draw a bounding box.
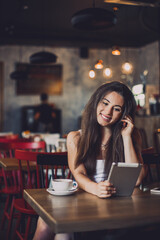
[100,113,111,122]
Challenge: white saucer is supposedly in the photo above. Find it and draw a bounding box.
[47,187,78,196]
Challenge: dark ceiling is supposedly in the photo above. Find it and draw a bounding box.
[0,0,160,49]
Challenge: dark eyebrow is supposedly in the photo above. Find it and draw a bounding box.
[103,97,123,109]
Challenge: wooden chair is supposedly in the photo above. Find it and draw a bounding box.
[0,137,24,195]
[0,137,19,190]
[37,151,71,188]
[0,138,38,192]
[141,147,160,186]
[153,128,160,154]
[11,150,71,240]
[0,140,46,240]
[138,128,149,149]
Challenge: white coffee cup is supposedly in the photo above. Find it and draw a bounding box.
[52,179,78,191]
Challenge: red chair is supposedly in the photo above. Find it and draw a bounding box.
[0,140,46,239]
[0,136,21,193]
[0,137,28,189]
[0,139,46,188]
[10,150,70,240]
[0,134,19,141]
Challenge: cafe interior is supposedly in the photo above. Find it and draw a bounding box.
[0,0,160,239]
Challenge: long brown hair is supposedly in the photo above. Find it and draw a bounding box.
[75,81,138,179]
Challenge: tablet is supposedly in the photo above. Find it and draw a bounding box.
[150,187,160,195]
[108,162,142,197]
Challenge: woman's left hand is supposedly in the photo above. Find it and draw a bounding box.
[96,180,116,198]
[121,116,134,137]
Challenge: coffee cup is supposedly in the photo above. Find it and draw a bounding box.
[52,179,78,191]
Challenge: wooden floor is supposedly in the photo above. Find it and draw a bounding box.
[0,194,37,240]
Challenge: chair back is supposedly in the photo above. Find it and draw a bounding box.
[0,141,46,190]
[37,152,71,188]
[22,132,60,152]
[142,148,160,185]
[15,150,71,191]
[8,140,46,151]
[0,134,19,141]
[15,150,41,192]
[139,128,148,149]
[0,140,46,158]
[0,132,13,136]
[153,129,160,154]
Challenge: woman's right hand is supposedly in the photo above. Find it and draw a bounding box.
[96,180,116,198]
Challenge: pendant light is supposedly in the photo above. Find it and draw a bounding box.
[122,62,133,74]
[10,47,28,80]
[29,0,57,64]
[112,46,121,56]
[89,69,96,79]
[103,68,112,78]
[30,51,57,64]
[71,0,117,30]
[121,9,133,75]
[103,50,112,78]
[95,60,103,69]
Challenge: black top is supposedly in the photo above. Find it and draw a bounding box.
[36,103,54,124]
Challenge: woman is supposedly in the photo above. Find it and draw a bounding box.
[67,81,145,199]
[67,81,146,240]
[33,81,146,240]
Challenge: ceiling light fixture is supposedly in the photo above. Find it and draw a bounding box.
[104,0,158,7]
[112,46,121,55]
[122,62,133,74]
[29,51,57,64]
[89,69,96,79]
[95,60,103,69]
[29,0,57,64]
[121,9,133,75]
[71,0,117,30]
[103,68,112,78]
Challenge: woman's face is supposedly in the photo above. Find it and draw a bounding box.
[96,91,124,127]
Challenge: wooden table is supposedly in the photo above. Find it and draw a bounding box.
[0,158,20,170]
[23,185,160,234]
[0,157,36,170]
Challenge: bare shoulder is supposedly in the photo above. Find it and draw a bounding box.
[67,130,81,147]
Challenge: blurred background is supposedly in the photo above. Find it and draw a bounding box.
[0,0,160,148]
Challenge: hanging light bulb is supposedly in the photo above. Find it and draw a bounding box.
[121,10,133,75]
[89,69,96,79]
[112,46,121,56]
[95,60,103,69]
[122,62,133,74]
[103,68,112,78]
